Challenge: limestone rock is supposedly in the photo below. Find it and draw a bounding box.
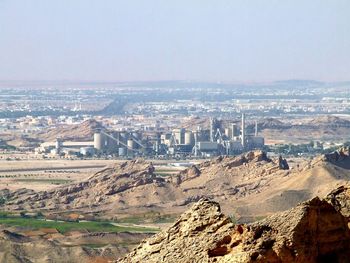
[117,197,350,263]
[326,184,350,221]
[117,199,235,263]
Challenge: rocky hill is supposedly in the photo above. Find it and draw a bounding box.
[117,195,350,263]
[38,119,102,141]
[307,115,350,127]
[0,159,185,217]
[0,151,283,218]
[235,148,350,219]
[1,150,350,222]
[265,115,350,143]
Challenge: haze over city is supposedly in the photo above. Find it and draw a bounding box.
[1,0,350,82]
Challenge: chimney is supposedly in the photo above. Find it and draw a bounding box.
[241,113,245,148]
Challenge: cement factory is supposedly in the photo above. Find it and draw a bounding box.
[36,114,264,158]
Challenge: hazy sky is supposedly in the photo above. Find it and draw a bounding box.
[0,0,349,82]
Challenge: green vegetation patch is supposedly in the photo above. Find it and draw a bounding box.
[0,211,11,217]
[117,213,177,224]
[14,179,73,185]
[0,217,158,234]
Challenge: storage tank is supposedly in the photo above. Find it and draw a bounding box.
[127,139,135,150]
[173,128,185,144]
[184,131,194,146]
[55,138,62,151]
[94,132,103,150]
[231,123,239,137]
[118,147,126,156]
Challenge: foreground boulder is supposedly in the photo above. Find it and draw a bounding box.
[117,197,350,263]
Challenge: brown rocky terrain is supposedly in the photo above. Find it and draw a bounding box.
[0,151,283,219]
[0,159,184,217]
[0,229,152,263]
[307,115,350,127]
[0,150,349,262]
[37,119,102,142]
[234,148,350,220]
[0,230,124,263]
[325,183,350,226]
[117,196,350,263]
[0,119,102,148]
[260,115,350,144]
[1,149,350,222]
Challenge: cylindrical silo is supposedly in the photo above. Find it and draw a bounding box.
[118,147,126,156]
[184,131,194,146]
[127,139,135,150]
[231,123,238,137]
[94,132,103,150]
[55,138,62,151]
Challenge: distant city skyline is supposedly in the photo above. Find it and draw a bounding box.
[0,0,349,82]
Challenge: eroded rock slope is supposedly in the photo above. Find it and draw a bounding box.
[118,196,350,263]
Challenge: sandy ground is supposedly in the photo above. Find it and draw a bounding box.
[0,159,116,191]
[0,159,189,191]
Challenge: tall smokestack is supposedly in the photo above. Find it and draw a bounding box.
[255,120,258,137]
[241,113,245,148]
[210,117,214,142]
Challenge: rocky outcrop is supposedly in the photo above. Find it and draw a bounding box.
[0,159,177,213]
[320,147,350,169]
[278,155,289,170]
[177,165,201,183]
[117,199,235,263]
[246,197,350,263]
[118,197,350,263]
[178,150,273,186]
[326,184,350,222]
[323,147,350,163]
[198,151,272,170]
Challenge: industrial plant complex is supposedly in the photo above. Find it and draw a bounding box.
[36,113,265,158]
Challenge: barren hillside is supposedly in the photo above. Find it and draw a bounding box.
[1,149,350,221]
[38,119,102,141]
[0,229,147,263]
